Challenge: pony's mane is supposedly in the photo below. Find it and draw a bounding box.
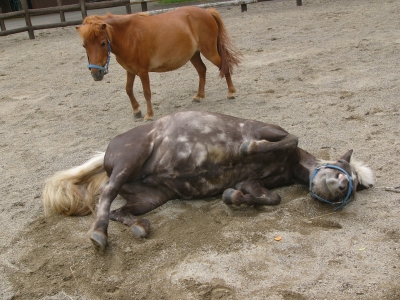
[79,14,114,41]
[350,159,375,188]
[316,158,375,188]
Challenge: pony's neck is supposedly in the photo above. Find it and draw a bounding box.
[103,16,134,57]
[294,148,318,184]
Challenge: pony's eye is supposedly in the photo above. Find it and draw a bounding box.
[101,41,106,47]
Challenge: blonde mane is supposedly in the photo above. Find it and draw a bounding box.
[78,14,114,41]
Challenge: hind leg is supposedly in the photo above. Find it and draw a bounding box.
[190,52,207,102]
[109,183,170,238]
[200,49,236,99]
[222,180,281,206]
[224,73,236,99]
[88,177,123,251]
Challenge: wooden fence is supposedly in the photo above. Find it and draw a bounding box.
[0,0,302,39]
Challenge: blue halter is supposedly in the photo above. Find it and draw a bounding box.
[87,34,111,74]
[309,164,354,211]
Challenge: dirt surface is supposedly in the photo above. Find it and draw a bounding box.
[1,0,399,299]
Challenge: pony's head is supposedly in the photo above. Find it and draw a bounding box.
[76,16,113,81]
[309,149,375,210]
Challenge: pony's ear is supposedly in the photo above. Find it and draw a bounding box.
[75,26,81,31]
[101,24,107,30]
[339,149,353,163]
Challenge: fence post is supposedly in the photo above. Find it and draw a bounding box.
[0,8,5,31]
[57,0,66,22]
[141,2,148,12]
[79,0,87,19]
[297,0,302,6]
[21,0,34,39]
[125,2,132,14]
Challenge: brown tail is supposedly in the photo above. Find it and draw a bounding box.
[42,152,108,216]
[207,8,242,78]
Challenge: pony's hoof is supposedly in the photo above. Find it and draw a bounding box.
[192,93,204,103]
[222,188,236,204]
[131,218,150,238]
[89,231,107,251]
[133,111,142,119]
[227,95,235,100]
[144,115,153,121]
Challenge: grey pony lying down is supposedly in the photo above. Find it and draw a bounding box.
[43,111,374,250]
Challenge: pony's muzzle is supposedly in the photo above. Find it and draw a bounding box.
[91,69,105,81]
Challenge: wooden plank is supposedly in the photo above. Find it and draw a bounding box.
[32,19,82,30]
[0,26,29,36]
[27,4,81,16]
[85,0,130,10]
[0,10,25,19]
[145,0,258,15]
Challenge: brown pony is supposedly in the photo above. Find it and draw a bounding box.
[76,7,242,120]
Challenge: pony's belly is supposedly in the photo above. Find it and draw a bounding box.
[149,54,195,73]
[144,174,232,200]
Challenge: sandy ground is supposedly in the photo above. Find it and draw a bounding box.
[1,0,399,299]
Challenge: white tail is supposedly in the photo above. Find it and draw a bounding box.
[42,152,108,216]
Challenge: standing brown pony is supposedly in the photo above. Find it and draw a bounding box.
[76,7,242,120]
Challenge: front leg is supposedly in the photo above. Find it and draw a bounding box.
[126,71,142,118]
[138,71,154,120]
[222,180,281,206]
